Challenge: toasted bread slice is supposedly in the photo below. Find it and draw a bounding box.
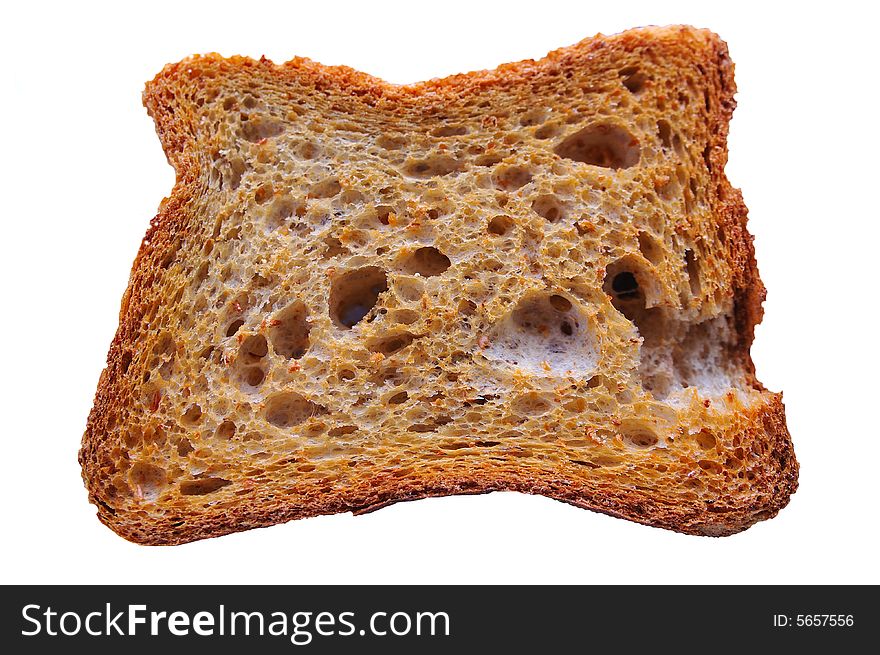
[80,25,797,544]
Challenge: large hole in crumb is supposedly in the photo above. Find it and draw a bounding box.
[487,215,514,236]
[329,267,388,329]
[403,155,462,178]
[181,404,202,425]
[242,366,266,387]
[129,463,166,502]
[401,246,451,277]
[430,124,468,137]
[308,176,342,199]
[254,183,274,204]
[483,291,597,377]
[375,205,395,226]
[603,257,662,323]
[492,165,533,190]
[367,332,417,356]
[535,123,562,140]
[215,420,236,440]
[328,425,358,437]
[239,334,268,363]
[387,390,409,404]
[619,66,648,94]
[511,392,553,415]
[532,194,565,222]
[475,153,503,167]
[695,430,717,450]
[240,115,284,142]
[638,231,664,265]
[554,122,640,169]
[265,392,325,428]
[376,134,407,150]
[226,319,245,337]
[620,422,660,449]
[269,301,311,359]
[657,120,673,149]
[180,477,231,496]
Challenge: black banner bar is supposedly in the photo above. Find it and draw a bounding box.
[1,586,874,652]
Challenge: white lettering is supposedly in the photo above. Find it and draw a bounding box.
[59,612,81,636]
[193,611,214,636]
[150,611,167,635]
[106,604,124,635]
[21,605,41,636]
[167,611,190,636]
[128,604,146,635]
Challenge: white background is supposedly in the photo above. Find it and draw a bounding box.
[1,0,877,584]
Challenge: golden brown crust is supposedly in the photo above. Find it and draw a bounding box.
[80,25,797,545]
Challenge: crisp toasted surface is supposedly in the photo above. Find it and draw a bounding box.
[80,25,797,545]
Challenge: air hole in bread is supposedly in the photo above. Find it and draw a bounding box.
[638,231,664,265]
[555,122,640,169]
[611,272,639,299]
[621,422,659,449]
[532,194,564,222]
[180,477,231,496]
[685,249,701,297]
[475,153,503,167]
[403,155,462,178]
[484,291,597,377]
[323,236,348,259]
[549,294,572,312]
[215,420,236,440]
[431,124,468,137]
[176,438,194,456]
[226,318,244,337]
[534,123,562,140]
[394,276,425,302]
[330,267,388,329]
[129,463,166,502]
[519,109,548,126]
[265,392,326,428]
[512,392,553,415]
[698,459,723,474]
[269,301,311,359]
[488,215,514,236]
[376,134,407,150]
[240,115,284,142]
[657,120,673,149]
[408,416,451,433]
[492,165,533,190]
[309,176,342,199]
[181,404,202,425]
[294,139,321,159]
[368,332,417,356]
[390,308,419,325]
[591,455,624,467]
[458,299,477,316]
[387,391,409,405]
[242,366,266,388]
[328,425,358,437]
[619,66,648,94]
[402,246,451,277]
[695,430,717,450]
[603,257,661,314]
[375,205,395,226]
[239,334,268,362]
[254,183,274,204]
[224,155,246,189]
